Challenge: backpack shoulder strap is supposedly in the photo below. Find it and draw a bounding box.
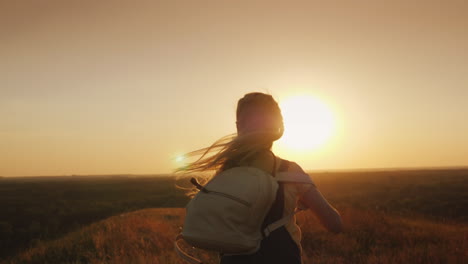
[278,159,290,172]
[269,152,290,176]
[270,151,277,177]
[262,160,313,238]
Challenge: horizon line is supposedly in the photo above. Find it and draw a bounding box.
[2,165,468,178]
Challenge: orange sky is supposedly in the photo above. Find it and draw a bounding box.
[1,0,467,176]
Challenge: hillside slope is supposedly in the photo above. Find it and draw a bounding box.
[6,208,191,264]
[6,208,467,264]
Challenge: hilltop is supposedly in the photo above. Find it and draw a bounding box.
[6,208,187,264]
[6,207,467,264]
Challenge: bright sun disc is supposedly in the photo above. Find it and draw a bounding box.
[278,95,335,151]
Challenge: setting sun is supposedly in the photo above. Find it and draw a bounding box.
[277,95,336,152]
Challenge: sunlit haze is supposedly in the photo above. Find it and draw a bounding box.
[275,95,336,152]
[1,0,467,176]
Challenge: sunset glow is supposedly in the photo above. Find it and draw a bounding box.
[277,95,336,152]
[1,1,467,176]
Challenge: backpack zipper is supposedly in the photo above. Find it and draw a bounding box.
[206,190,252,207]
[190,177,252,207]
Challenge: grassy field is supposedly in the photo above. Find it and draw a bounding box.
[0,175,189,260]
[1,168,467,263]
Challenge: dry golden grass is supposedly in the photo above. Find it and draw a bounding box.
[298,208,467,264]
[6,207,467,264]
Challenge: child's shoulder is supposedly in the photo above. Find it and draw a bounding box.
[276,157,306,173]
[277,159,315,187]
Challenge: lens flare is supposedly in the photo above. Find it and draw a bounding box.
[175,154,186,163]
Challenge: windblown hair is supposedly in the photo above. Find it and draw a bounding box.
[176,92,284,176]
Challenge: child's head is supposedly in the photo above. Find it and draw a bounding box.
[235,92,284,141]
[176,92,283,174]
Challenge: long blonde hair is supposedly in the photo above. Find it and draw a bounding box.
[176,92,284,178]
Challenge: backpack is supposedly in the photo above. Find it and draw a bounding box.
[175,153,313,264]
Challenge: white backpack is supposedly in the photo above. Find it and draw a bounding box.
[175,156,313,264]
